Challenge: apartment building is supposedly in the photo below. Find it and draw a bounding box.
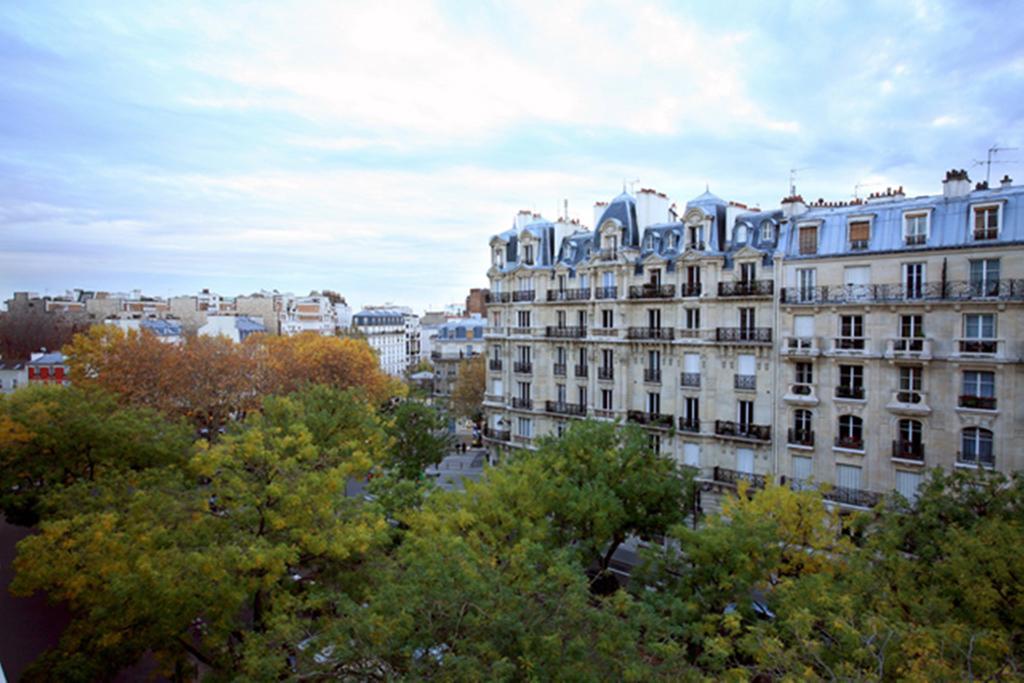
[483,173,1024,511]
[431,314,486,398]
[353,308,408,376]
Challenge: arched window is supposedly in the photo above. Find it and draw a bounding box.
[895,419,923,460]
[837,414,864,450]
[791,409,813,446]
[960,428,994,466]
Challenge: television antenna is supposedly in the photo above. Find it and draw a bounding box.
[853,181,883,200]
[789,167,810,196]
[972,144,1018,185]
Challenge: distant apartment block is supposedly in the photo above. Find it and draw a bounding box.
[353,308,409,376]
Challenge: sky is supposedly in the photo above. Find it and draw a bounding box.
[1,0,1022,313]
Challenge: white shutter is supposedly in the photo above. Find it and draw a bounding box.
[895,470,922,501]
[794,315,814,337]
[684,353,700,373]
[836,464,862,490]
[683,443,700,467]
[738,354,756,375]
[493,379,503,395]
[844,266,870,285]
[792,455,813,481]
[737,448,755,474]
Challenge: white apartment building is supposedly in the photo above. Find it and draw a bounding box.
[280,295,338,336]
[431,314,486,397]
[198,315,267,343]
[483,174,1024,512]
[353,309,408,376]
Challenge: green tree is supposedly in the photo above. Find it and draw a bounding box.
[384,400,452,479]
[0,384,192,525]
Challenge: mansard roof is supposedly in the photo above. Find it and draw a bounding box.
[593,192,640,248]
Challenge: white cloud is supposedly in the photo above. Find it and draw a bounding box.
[931,114,960,127]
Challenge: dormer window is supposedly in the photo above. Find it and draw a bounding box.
[761,222,773,242]
[798,224,818,255]
[973,204,1000,240]
[848,219,871,251]
[688,226,703,249]
[734,224,747,245]
[903,212,929,246]
[493,247,505,267]
[523,244,534,265]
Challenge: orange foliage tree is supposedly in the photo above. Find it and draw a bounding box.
[63,327,398,434]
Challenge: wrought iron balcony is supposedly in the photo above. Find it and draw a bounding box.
[956,338,1000,355]
[626,410,674,429]
[714,420,771,442]
[680,372,700,388]
[485,291,511,303]
[831,337,867,353]
[716,327,772,343]
[644,368,662,383]
[835,385,865,400]
[513,361,533,374]
[510,397,533,410]
[512,290,535,302]
[483,426,510,442]
[553,363,566,377]
[892,440,924,462]
[677,328,705,340]
[546,288,591,302]
[822,485,881,509]
[678,417,700,433]
[680,283,702,297]
[574,364,588,378]
[545,326,587,338]
[717,280,773,297]
[544,401,587,417]
[834,434,864,450]
[488,359,502,371]
[959,395,997,410]
[627,327,674,341]
[788,428,814,446]
[734,374,756,390]
[628,283,676,299]
[598,366,614,380]
[595,286,618,299]
[780,279,1024,305]
[713,466,766,489]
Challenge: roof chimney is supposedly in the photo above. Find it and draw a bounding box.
[1001,174,1013,189]
[942,169,971,199]
[780,194,807,218]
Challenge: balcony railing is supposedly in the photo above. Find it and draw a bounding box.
[956,338,1000,355]
[680,283,702,297]
[593,408,615,420]
[893,390,926,405]
[959,395,997,410]
[885,337,932,360]
[680,372,701,388]
[788,428,814,446]
[836,385,865,400]
[734,374,756,390]
[626,410,674,429]
[591,327,619,337]
[714,420,771,442]
[834,434,864,450]
[780,279,1024,304]
[717,280,773,297]
[832,336,866,352]
[512,290,536,302]
[488,359,503,371]
[485,291,511,303]
[790,383,813,396]
[644,368,662,383]
[574,364,588,378]
[483,426,511,442]
[892,440,925,461]
[553,363,566,377]
[595,286,618,299]
[716,327,772,343]
[544,400,587,417]
[782,336,820,356]
[510,397,533,410]
[546,288,591,302]
[598,366,614,380]
[713,466,766,490]
[513,361,533,374]
[678,417,700,433]
[823,485,881,509]
[545,326,587,338]
[628,283,676,299]
[627,327,675,341]
[509,327,535,336]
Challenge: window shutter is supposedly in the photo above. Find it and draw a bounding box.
[684,353,701,373]
[836,464,862,490]
[683,443,700,467]
[798,226,817,254]
[738,354,756,375]
[792,455,813,481]
[737,448,755,474]
[849,221,870,242]
[895,470,922,501]
[794,315,814,337]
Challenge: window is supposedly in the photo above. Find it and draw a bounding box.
[895,470,923,502]
[848,220,870,250]
[837,415,864,450]
[517,381,531,401]
[685,265,701,295]
[556,310,566,328]
[761,222,773,242]
[516,310,531,328]
[960,428,994,466]
[844,266,871,301]
[739,307,755,331]
[792,455,813,483]
[683,442,700,467]
[734,224,747,244]
[896,419,923,458]
[517,417,533,437]
[556,384,567,403]
[838,314,864,349]
[961,370,996,410]
[898,366,922,403]
[523,244,534,265]
[556,421,567,437]
[601,309,614,328]
[904,212,928,245]
[517,345,531,364]
[902,262,925,299]
[688,225,703,248]
[900,314,924,341]
[601,348,613,370]
[683,397,699,424]
[797,268,816,302]
[795,361,813,387]
[576,310,587,328]
[739,262,756,283]
[798,225,818,254]
[494,247,505,267]
[685,308,700,331]
[838,365,864,399]
[969,259,1000,297]
[973,205,999,240]
[648,308,662,329]
[577,385,587,407]
[647,392,661,414]
[737,400,753,428]
[556,346,567,365]
[836,463,863,490]
[649,268,662,286]
[648,433,661,453]
[602,271,615,289]
[648,349,661,371]
[792,409,813,446]
[601,389,614,411]
[962,313,997,353]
